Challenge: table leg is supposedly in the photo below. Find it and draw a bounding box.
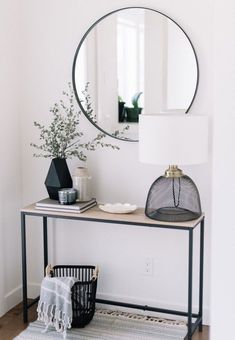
[199,218,204,331]
[21,212,28,323]
[43,217,48,271]
[187,229,193,339]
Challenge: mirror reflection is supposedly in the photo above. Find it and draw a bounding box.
[73,8,198,141]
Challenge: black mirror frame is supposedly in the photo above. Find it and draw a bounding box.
[72,6,199,143]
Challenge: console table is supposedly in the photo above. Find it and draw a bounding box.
[21,203,205,339]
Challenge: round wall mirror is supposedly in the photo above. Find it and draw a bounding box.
[72,7,199,142]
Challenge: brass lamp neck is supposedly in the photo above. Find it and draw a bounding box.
[164,165,184,178]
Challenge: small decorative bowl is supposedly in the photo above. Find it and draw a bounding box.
[99,203,137,214]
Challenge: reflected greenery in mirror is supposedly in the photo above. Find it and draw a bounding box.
[81,83,131,139]
[72,7,199,142]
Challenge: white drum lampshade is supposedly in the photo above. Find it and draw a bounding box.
[139,114,208,222]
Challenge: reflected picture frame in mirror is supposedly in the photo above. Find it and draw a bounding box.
[72,7,199,142]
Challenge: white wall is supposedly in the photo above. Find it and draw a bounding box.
[0,0,22,316]
[210,1,235,339]
[19,0,213,325]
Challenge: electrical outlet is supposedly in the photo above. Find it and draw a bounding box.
[144,257,153,276]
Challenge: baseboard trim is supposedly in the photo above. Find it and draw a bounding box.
[3,285,22,315]
[27,282,41,298]
[1,285,210,326]
[1,282,40,317]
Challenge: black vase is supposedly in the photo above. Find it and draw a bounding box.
[45,158,72,200]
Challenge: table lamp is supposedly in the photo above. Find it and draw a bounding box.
[139,115,208,222]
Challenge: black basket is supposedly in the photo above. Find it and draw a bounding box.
[52,265,98,328]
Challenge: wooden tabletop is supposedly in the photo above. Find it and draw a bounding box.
[21,203,204,230]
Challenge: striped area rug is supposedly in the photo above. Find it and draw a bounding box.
[14,309,187,339]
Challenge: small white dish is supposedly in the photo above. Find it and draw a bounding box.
[99,203,137,214]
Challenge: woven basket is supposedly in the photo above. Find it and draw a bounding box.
[51,265,98,328]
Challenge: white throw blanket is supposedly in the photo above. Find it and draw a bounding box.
[37,276,77,338]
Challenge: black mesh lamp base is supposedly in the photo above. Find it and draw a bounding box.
[148,207,201,222]
[145,169,202,222]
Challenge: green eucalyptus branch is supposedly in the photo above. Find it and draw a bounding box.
[30,82,120,161]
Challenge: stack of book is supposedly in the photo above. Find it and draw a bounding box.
[35,198,97,213]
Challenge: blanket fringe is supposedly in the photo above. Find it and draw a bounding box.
[37,300,72,337]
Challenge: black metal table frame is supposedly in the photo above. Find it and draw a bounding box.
[21,210,204,340]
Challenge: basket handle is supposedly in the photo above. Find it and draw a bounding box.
[45,264,54,277]
[92,266,99,281]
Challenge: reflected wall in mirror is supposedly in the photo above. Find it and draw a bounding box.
[72,7,199,142]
